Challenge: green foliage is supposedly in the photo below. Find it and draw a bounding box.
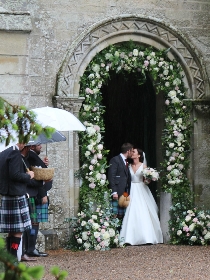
[0,97,55,145]
[67,203,123,251]
[0,237,68,280]
[169,203,210,245]
[76,41,196,247]
[50,266,68,280]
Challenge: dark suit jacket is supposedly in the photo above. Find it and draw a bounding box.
[0,146,31,195]
[108,154,131,197]
[27,150,53,193]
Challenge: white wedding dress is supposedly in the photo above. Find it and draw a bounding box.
[120,164,163,245]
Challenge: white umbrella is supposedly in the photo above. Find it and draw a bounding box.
[31,107,86,131]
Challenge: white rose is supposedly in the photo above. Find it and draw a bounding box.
[94,232,101,238]
[185,216,191,222]
[163,69,169,75]
[108,228,115,237]
[88,73,94,79]
[100,179,106,185]
[87,144,93,151]
[77,238,82,244]
[83,105,91,111]
[92,223,100,230]
[92,64,100,73]
[177,230,182,236]
[133,49,138,56]
[114,51,120,57]
[102,232,110,240]
[171,169,180,177]
[190,236,197,242]
[86,127,96,136]
[204,232,210,240]
[81,221,87,226]
[97,144,103,150]
[92,215,97,220]
[169,143,175,148]
[95,244,101,250]
[82,232,88,240]
[85,151,91,157]
[84,242,91,249]
[168,90,176,98]
[171,97,180,104]
[189,223,195,232]
[105,53,113,60]
[168,180,175,185]
[150,58,156,65]
[173,78,181,85]
[96,173,101,180]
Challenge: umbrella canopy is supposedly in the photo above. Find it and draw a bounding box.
[27,130,66,145]
[32,107,86,131]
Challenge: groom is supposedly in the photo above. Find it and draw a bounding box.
[108,143,133,219]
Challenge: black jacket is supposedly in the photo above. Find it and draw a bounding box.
[108,154,131,197]
[0,146,31,196]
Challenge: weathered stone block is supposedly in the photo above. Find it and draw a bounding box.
[41,229,59,250]
[0,56,28,75]
[0,32,28,55]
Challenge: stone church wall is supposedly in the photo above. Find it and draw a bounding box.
[0,0,210,247]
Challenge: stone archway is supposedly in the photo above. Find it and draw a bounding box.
[55,15,208,101]
[53,15,209,235]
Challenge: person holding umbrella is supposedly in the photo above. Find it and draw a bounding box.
[25,141,51,257]
[20,143,48,260]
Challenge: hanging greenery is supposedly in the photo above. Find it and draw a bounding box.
[78,41,193,207]
[66,41,198,250]
[0,97,55,145]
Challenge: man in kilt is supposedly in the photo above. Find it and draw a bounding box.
[20,144,47,261]
[25,142,52,257]
[108,143,133,220]
[0,143,34,260]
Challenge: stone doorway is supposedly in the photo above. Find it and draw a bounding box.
[102,71,162,202]
[54,15,208,242]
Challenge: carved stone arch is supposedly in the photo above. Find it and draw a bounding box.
[55,14,209,103]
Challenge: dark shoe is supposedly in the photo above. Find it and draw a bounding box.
[37,251,48,257]
[21,254,37,262]
[27,249,48,257]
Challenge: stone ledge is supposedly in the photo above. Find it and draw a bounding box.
[0,11,32,32]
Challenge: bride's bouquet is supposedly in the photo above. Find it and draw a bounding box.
[142,167,160,185]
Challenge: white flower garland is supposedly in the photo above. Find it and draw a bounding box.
[79,44,192,207]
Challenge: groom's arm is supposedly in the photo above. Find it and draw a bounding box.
[108,157,119,199]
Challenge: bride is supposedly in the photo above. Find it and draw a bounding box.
[120,147,163,245]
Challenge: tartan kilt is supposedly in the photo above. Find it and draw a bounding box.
[28,197,37,223]
[0,195,31,233]
[36,203,48,222]
[110,199,126,216]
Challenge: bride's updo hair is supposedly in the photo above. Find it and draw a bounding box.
[135,147,144,163]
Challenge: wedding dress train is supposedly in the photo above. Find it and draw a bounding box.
[120,164,163,245]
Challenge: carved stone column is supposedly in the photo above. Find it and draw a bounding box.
[53,96,85,216]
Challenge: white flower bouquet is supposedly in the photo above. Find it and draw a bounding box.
[142,167,159,185]
[67,203,124,251]
[170,203,210,246]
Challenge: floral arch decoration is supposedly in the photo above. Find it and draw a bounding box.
[78,42,193,210]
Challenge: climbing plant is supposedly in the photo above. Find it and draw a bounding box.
[78,41,193,208]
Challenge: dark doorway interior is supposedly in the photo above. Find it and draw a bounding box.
[102,71,157,200]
